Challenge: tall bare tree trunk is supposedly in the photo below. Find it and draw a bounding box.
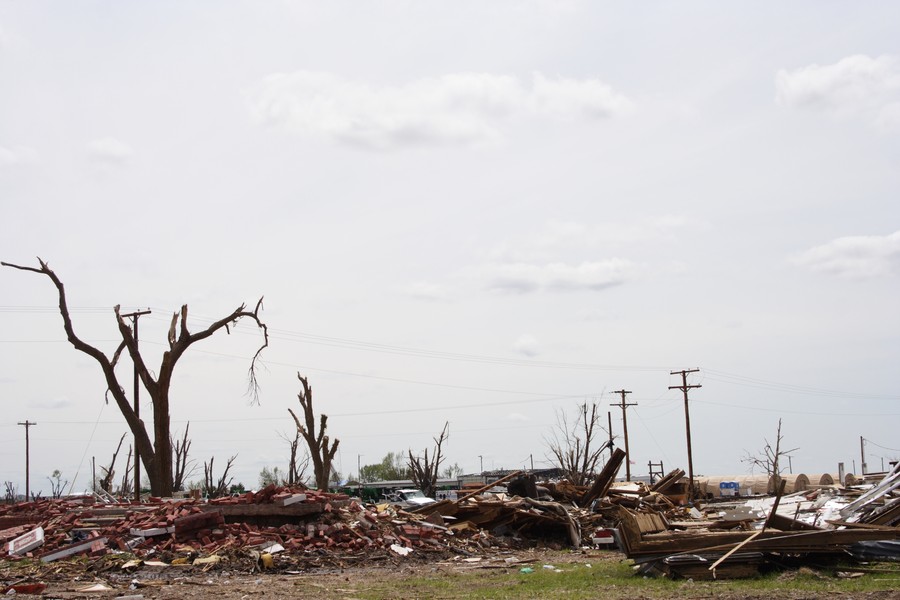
[2,258,268,498]
[289,373,339,491]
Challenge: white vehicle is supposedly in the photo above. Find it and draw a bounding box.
[386,488,436,508]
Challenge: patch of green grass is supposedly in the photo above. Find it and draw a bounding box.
[356,556,900,600]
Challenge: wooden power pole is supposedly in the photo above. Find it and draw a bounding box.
[121,309,151,502]
[18,420,37,500]
[670,369,701,499]
[610,390,636,481]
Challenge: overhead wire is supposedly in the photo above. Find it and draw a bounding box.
[865,439,900,453]
[3,306,897,411]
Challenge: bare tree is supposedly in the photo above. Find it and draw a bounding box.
[203,455,237,498]
[4,482,17,504]
[47,470,67,499]
[442,462,463,479]
[546,402,610,487]
[118,445,134,498]
[100,433,128,493]
[172,424,197,492]
[1,258,268,497]
[279,429,309,486]
[742,418,798,492]
[408,422,449,499]
[288,373,339,491]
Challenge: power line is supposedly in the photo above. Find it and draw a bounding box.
[703,369,899,400]
[864,439,900,453]
[3,306,896,402]
[692,398,900,417]
[33,391,594,424]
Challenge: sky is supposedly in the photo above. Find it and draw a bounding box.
[1,1,899,497]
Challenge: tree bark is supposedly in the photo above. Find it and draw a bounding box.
[2,258,268,497]
[289,373,339,491]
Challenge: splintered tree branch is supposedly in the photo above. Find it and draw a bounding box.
[162,298,269,404]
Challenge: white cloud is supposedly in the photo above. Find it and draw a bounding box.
[86,137,133,166]
[792,231,900,278]
[403,281,451,301]
[776,54,900,131]
[248,71,632,149]
[481,259,636,293]
[0,145,38,167]
[513,334,540,357]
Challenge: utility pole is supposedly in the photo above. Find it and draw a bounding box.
[121,309,151,503]
[670,369,701,499]
[529,454,534,472]
[860,434,868,475]
[610,390,636,481]
[18,420,37,500]
[478,455,483,474]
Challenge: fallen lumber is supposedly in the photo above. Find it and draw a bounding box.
[580,449,626,508]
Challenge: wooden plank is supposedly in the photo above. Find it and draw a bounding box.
[581,449,626,508]
[455,471,524,504]
[650,469,685,494]
[708,530,762,573]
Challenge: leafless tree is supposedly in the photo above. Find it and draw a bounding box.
[47,470,67,499]
[118,445,134,498]
[742,418,798,492]
[546,402,610,487]
[3,482,17,504]
[203,455,237,498]
[100,433,128,493]
[1,258,268,497]
[172,424,197,492]
[279,429,310,486]
[408,422,449,499]
[288,373,339,491]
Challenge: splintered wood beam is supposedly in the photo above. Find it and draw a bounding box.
[580,448,626,508]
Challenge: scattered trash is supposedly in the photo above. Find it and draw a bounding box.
[390,544,413,556]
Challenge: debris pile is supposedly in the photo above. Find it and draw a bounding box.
[2,454,899,584]
[609,462,900,579]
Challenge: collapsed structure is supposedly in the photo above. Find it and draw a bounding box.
[2,452,899,583]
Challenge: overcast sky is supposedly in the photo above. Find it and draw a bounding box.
[2,2,899,496]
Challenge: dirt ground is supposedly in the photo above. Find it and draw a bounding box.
[4,547,900,600]
[16,548,614,599]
